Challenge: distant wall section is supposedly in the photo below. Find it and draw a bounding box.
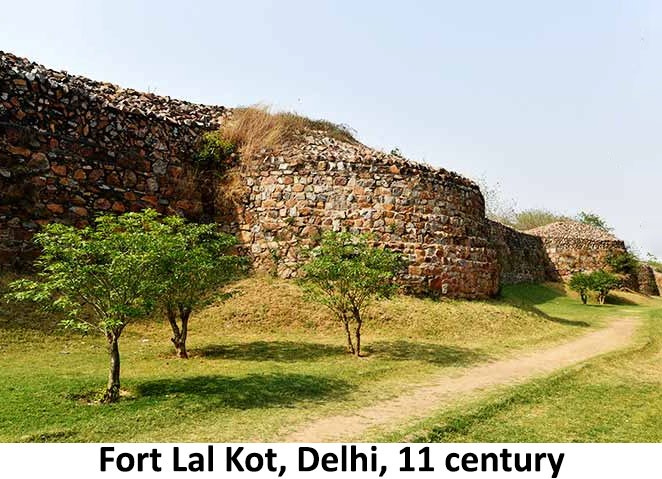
[486,220,550,284]
[638,265,660,296]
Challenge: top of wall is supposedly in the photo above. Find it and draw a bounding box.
[276,132,483,194]
[526,220,620,243]
[0,51,227,128]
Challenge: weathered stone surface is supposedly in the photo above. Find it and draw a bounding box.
[526,221,628,281]
[1,50,635,299]
[0,50,228,270]
[228,133,500,297]
[487,220,548,284]
[638,265,660,296]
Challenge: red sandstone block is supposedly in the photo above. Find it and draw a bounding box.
[51,164,67,176]
[88,169,104,182]
[69,206,88,216]
[94,198,112,210]
[141,195,159,207]
[7,145,32,157]
[111,202,126,213]
[46,203,64,214]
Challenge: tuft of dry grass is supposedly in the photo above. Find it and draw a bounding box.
[218,106,357,159]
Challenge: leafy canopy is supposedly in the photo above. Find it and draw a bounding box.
[577,211,611,231]
[302,232,403,318]
[7,210,167,334]
[154,215,245,312]
[568,270,621,305]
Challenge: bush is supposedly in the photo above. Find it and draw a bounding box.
[195,131,236,166]
[512,209,569,231]
[568,272,591,304]
[569,270,621,305]
[301,232,403,357]
[589,270,621,304]
[606,250,640,276]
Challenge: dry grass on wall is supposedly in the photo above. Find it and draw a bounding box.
[218,106,357,159]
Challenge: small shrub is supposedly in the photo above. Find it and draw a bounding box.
[606,250,640,276]
[569,272,591,304]
[195,131,236,166]
[589,270,621,304]
[569,270,621,305]
[301,232,404,357]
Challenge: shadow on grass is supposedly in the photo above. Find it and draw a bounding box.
[501,284,590,328]
[196,340,488,366]
[195,341,345,362]
[135,373,351,409]
[365,341,489,366]
[606,295,638,306]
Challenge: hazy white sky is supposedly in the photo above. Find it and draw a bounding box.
[1,0,660,256]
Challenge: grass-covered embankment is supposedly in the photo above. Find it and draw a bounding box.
[0,275,650,442]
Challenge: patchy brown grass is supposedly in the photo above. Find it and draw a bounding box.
[216,167,250,210]
[218,106,357,159]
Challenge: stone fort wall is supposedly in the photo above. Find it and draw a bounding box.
[234,135,500,297]
[4,52,655,298]
[0,51,226,267]
[486,220,549,285]
[638,265,660,296]
[1,52,504,297]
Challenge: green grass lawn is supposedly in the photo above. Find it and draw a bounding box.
[379,293,662,443]
[0,275,656,442]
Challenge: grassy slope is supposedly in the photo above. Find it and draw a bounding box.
[379,289,662,442]
[0,275,652,442]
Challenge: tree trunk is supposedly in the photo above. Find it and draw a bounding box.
[176,305,191,359]
[580,291,587,304]
[352,307,362,357]
[167,305,187,358]
[342,313,355,354]
[355,320,362,357]
[102,332,121,403]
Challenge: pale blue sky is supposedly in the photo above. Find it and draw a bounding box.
[2,0,660,256]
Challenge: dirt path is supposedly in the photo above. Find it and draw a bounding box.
[283,316,637,442]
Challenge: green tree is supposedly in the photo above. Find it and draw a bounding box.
[606,250,640,276]
[568,272,591,304]
[6,210,166,403]
[155,217,245,358]
[302,232,403,357]
[588,270,621,304]
[577,211,611,231]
